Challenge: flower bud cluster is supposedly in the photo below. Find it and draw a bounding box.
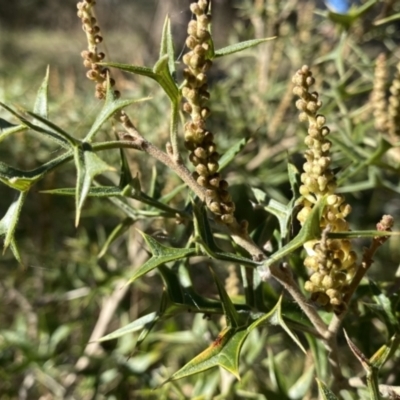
[371,53,388,133]
[293,65,357,311]
[77,0,120,100]
[182,1,235,225]
[388,61,400,138]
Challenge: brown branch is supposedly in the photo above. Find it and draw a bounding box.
[118,126,265,260]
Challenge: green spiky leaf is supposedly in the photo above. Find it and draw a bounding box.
[96,312,159,342]
[219,136,250,171]
[33,65,50,120]
[209,267,241,328]
[214,37,275,58]
[263,196,327,269]
[0,119,27,143]
[316,379,339,399]
[159,16,176,76]
[166,295,303,383]
[126,231,196,284]
[193,202,259,267]
[74,146,114,226]
[0,191,27,261]
[98,217,135,259]
[0,102,71,148]
[84,82,150,142]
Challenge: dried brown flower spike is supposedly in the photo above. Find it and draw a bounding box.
[77,0,119,100]
[182,0,235,225]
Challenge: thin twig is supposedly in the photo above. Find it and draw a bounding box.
[119,127,265,260]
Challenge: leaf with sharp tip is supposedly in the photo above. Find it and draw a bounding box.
[126,231,196,284]
[159,16,175,76]
[98,62,157,79]
[209,267,241,328]
[0,102,70,148]
[41,186,122,197]
[214,37,276,58]
[98,217,134,259]
[263,198,293,241]
[369,333,400,370]
[96,312,159,343]
[218,136,250,171]
[0,151,72,192]
[248,295,306,354]
[84,82,151,142]
[0,118,27,143]
[153,54,179,102]
[118,144,133,188]
[0,191,28,258]
[0,163,39,191]
[327,230,400,239]
[316,379,339,399]
[192,202,259,267]
[33,65,50,120]
[263,196,327,269]
[27,111,78,145]
[165,295,306,384]
[164,326,245,382]
[74,146,114,226]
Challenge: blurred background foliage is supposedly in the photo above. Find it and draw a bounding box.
[1,0,400,399]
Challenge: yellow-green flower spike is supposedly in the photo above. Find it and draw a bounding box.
[293,65,357,312]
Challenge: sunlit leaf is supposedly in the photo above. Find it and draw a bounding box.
[98,62,156,80]
[33,65,50,120]
[0,191,28,258]
[369,333,400,370]
[159,15,176,76]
